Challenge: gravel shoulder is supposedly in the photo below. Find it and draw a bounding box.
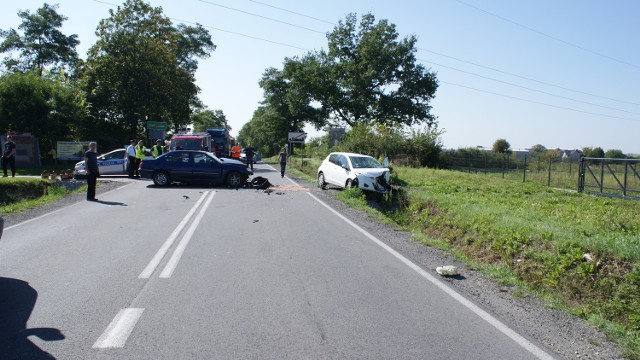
[4,175,625,359]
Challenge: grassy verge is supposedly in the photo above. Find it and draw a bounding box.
[1,177,85,215]
[291,161,640,358]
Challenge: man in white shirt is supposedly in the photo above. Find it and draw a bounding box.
[126,140,136,178]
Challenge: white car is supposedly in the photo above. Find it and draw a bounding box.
[317,152,391,193]
[73,148,128,179]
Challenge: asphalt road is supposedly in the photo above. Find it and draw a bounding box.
[0,162,559,359]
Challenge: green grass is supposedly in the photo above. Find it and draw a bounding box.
[1,177,85,215]
[290,161,640,358]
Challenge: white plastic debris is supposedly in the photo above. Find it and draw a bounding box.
[436,265,459,276]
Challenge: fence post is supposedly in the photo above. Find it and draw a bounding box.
[578,156,584,192]
[599,159,605,193]
[522,154,527,182]
[547,157,552,186]
[623,161,628,198]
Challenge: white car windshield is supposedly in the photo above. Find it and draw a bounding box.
[349,156,382,169]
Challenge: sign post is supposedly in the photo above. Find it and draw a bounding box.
[288,132,307,169]
[147,121,168,144]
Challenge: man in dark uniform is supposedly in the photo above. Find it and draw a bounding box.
[84,142,100,201]
[2,135,17,177]
[244,144,255,171]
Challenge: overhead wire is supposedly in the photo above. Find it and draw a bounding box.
[419,59,640,116]
[441,81,640,123]
[418,48,640,107]
[90,0,638,122]
[453,0,640,70]
[196,0,326,35]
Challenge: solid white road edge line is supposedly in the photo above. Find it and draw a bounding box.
[306,192,556,360]
[159,191,216,278]
[139,191,209,278]
[92,308,144,349]
[4,183,131,231]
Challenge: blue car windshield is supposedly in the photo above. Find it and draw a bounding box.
[349,156,382,169]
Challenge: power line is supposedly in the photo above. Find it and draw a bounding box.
[197,0,326,35]
[418,48,640,107]
[420,59,640,116]
[170,17,311,51]
[247,0,336,26]
[228,1,640,109]
[91,0,639,123]
[454,0,640,70]
[441,81,640,123]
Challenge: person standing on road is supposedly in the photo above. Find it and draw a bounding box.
[244,144,255,171]
[278,146,288,178]
[2,135,17,177]
[152,139,164,158]
[126,139,136,178]
[134,140,146,178]
[84,142,100,201]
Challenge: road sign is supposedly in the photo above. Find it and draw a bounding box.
[147,121,168,131]
[288,132,307,143]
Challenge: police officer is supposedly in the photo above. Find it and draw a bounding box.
[152,139,164,158]
[134,140,146,178]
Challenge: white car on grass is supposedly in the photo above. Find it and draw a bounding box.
[317,152,391,193]
[73,148,128,179]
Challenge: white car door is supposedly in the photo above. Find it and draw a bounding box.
[98,150,127,175]
[324,154,341,186]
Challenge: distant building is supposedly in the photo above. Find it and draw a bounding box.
[561,149,581,162]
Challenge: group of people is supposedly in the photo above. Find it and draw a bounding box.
[82,139,289,201]
[125,139,166,178]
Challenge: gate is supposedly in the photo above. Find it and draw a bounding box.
[578,157,640,200]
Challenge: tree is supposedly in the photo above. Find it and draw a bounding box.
[604,149,625,159]
[238,106,285,156]
[284,13,438,129]
[260,67,324,134]
[492,138,511,154]
[0,70,88,152]
[529,144,547,157]
[582,146,605,158]
[0,3,79,75]
[85,0,215,140]
[191,108,229,133]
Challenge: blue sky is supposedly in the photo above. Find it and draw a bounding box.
[2,0,639,154]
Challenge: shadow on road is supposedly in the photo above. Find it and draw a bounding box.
[0,277,65,359]
[94,200,127,206]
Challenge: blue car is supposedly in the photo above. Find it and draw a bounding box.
[138,150,252,187]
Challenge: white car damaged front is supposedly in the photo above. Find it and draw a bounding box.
[353,168,391,193]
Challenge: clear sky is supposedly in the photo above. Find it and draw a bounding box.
[2,0,639,154]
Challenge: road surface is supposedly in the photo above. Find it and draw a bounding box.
[1,162,560,359]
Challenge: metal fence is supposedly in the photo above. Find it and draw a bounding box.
[440,153,581,189]
[578,157,640,200]
[440,153,640,200]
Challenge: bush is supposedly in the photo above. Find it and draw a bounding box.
[0,179,51,205]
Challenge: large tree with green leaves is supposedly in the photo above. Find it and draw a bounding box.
[0,70,88,151]
[0,3,79,75]
[85,0,215,140]
[258,67,324,137]
[284,13,438,129]
[492,138,511,154]
[191,108,229,133]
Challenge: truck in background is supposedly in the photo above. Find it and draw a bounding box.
[206,128,231,158]
[169,133,211,151]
